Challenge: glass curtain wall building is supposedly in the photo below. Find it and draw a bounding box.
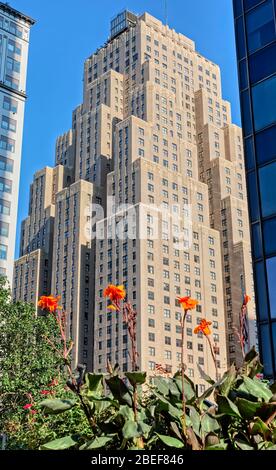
[233,0,276,378]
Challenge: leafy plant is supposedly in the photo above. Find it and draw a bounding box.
[40,347,276,450]
[2,283,275,450]
[0,279,89,449]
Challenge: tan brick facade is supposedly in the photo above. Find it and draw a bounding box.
[13,11,256,387]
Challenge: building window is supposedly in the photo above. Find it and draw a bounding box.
[6,56,20,73]
[3,96,18,113]
[7,39,21,55]
[0,135,15,152]
[252,75,276,132]
[266,257,276,320]
[0,221,9,237]
[0,199,10,215]
[0,155,13,172]
[148,332,155,342]
[4,75,19,90]
[1,116,16,132]
[164,350,172,360]
[0,177,12,193]
[246,1,276,54]
[0,243,7,260]
[259,162,276,217]
[198,384,205,394]
[148,304,155,315]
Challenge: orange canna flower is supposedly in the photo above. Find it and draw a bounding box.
[38,295,61,313]
[177,296,198,311]
[194,319,212,336]
[243,294,251,306]
[103,284,126,302]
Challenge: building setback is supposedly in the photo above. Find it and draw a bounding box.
[233,0,276,378]
[14,11,256,387]
[0,2,34,282]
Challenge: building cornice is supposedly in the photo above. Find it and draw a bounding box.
[0,81,27,99]
[0,2,35,26]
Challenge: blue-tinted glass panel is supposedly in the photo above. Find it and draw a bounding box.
[255,125,276,165]
[241,89,253,136]
[252,222,262,258]
[249,42,276,84]
[246,1,276,53]
[247,171,260,221]
[263,218,276,255]
[255,261,269,321]
[244,0,268,11]
[235,16,246,60]
[239,58,249,89]
[244,136,255,170]
[259,323,273,376]
[252,75,276,131]
[272,322,276,371]
[233,0,243,17]
[259,162,276,217]
[267,256,276,319]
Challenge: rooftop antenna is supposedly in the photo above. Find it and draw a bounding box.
[164,0,168,26]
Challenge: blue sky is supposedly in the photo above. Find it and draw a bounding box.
[12,0,240,256]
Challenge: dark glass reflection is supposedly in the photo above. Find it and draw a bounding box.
[259,162,276,217]
[244,0,267,12]
[252,222,262,258]
[233,0,243,18]
[246,1,276,53]
[244,136,255,170]
[247,171,260,220]
[272,322,276,367]
[252,75,276,131]
[255,261,269,321]
[236,16,247,60]
[259,323,273,376]
[263,217,276,255]
[255,125,276,165]
[249,42,276,84]
[266,256,276,319]
[239,58,249,89]
[241,89,253,135]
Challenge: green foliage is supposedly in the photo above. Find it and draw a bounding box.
[1,279,275,451]
[40,435,79,450]
[39,347,276,451]
[156,434,184,448]
[0,279,90,449]
[0,279,62,400]
[40,399,77,414]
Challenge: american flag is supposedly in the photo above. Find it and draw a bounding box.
[155,364,169,375]
[240,301,249,349]
[240,275,250,353]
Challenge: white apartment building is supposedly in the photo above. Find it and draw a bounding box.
[0,2,34,282]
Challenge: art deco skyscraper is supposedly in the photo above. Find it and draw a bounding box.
[0,3,35,282]
[14,11,256,388]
